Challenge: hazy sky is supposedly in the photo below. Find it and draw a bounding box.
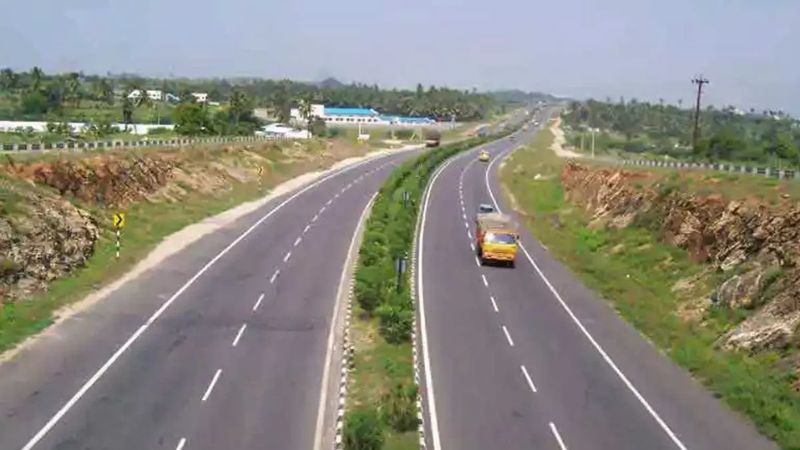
[3,0,798,114]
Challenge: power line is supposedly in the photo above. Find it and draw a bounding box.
[691,75,710,151]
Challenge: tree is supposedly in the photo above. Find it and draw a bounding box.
[19,91,48,115]
[174,102,211,135]
[0,68,18,91]
[228,89,250,126]
[92,78,114,105]
[65,72,82,108]
[29,66,44,91]
[269,81,292,123]
[121,95,134,131]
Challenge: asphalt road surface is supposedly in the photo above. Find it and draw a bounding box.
[0,148,421,450]
[416,110,778,450]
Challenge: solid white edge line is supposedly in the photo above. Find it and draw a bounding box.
[502,325,515,347]
[201,369,222,402]
[481,274,488,287]
[294,236,302,247]
[232,324,247,347]
[520,365,538,393]
[175,437,187,450]
[419,156,465,450]
[549,422,568,450]
[283,251,291,262]
[252,293,265,311]
[270,269,280,284]
[312,192,378,450]
[18,151,399,450]
[489,295,499,312]
[484,134,688,450]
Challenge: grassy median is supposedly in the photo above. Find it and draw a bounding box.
[499,128,800,449]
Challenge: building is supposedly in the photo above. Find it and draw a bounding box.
[255,123,310,139]
[146,90,163,101]
[126,89,164,102]
[290,104,437,127]
[191,92,209,103]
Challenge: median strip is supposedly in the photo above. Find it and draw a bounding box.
[342,131,515,449]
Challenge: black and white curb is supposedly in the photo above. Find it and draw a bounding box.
[334,276,357,448]
[411,191,428,449]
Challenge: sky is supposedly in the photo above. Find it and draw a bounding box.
[2,0,799,114]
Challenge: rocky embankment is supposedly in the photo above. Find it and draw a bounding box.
[0,140,354,302]
[561,162,800,354]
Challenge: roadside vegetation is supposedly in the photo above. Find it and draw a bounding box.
[345,130,514,449]
[499,127,800,449]
[562,99,800,167]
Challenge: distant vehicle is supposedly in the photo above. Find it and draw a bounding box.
[423,128,441,147]
[478,204,495,214]
[478,150,490,162]
[475,211,519,267]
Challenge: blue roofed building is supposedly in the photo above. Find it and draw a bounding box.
[291,104,437,127]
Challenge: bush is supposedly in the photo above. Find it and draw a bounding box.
[343,407,384,450]
[382,382,419,431]
[355,265,386,314]
[376,303,413,344]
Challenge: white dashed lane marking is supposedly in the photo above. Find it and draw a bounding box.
[294,236,302,247]
[201,369,222,402]
[502,326,514,347]
[481,274,488,287]
[521,365,537,393]
[283,251,291,263]
[175,438,187,450]
[252,293,264,311]
[489,295,499,312]
[550,422,568,450]
[231,324,247,347]
[269,269,280,284]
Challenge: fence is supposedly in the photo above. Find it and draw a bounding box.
[619,158,799,181]
[0,135,276,153]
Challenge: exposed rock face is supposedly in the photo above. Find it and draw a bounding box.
[561,162,800,353]
[0,181,98,300]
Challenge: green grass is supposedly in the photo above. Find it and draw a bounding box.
[500,129,800,450]
[0,145,359,354]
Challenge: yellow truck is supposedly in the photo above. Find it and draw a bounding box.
[475,208,519,267]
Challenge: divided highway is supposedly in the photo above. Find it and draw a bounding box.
[416,113,778,449]
[0,148,421,450]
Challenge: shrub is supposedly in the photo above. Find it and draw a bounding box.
[382,382,419,431]
[355,265,386,314]
[376,303,413,344]
[343,407,384,450]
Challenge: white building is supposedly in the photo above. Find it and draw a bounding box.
[146,90,163,101]
[255,123,310,139]
[191,92,209,103]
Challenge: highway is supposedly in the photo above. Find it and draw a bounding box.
[416,110,778,450]
[0,148,420,450]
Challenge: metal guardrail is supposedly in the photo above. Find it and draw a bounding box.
[0,135,277,153]
[619,158,799,180]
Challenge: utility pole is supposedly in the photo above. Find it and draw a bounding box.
[591,128,596,159]
[691,75,710,151]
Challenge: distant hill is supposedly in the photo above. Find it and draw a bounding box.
[489,89,560,105]
[317,77,346,89]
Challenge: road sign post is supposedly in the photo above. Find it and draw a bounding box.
[113,212,126,259]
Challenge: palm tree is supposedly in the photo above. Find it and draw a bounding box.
[30,66,44,91]
[65,72,82,108]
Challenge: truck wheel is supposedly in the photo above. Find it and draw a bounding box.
[508,260,515,268]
